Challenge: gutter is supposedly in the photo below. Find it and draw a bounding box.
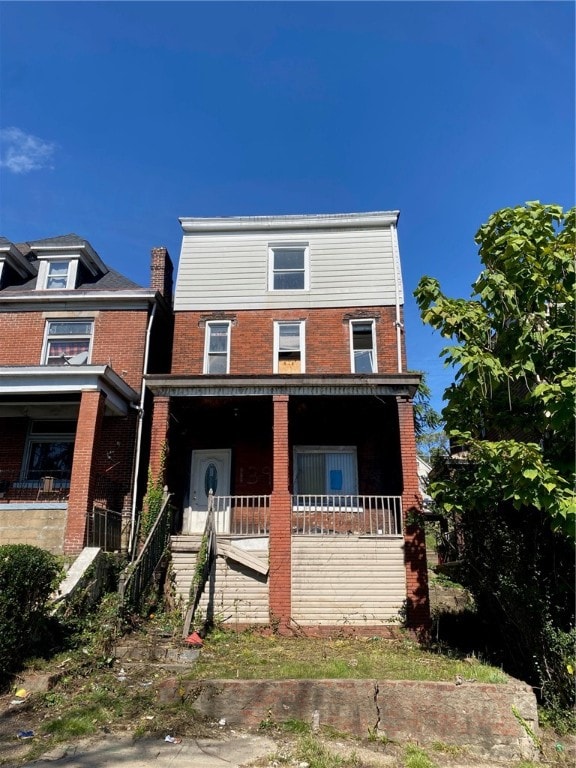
[128,302,157,557]
[390,223,403,373]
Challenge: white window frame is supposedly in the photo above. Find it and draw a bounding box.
[42,319,93,366]
[36,258,79,290]
[21,420,76,485]
[268,244,309,291]
[293,446,359,496]
[273,320,306,373]
[203,320,231,374]
[349,319,377,373]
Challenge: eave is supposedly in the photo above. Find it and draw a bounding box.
[0,366,139,415]
[0,290,158,312]
[145,373,421,398]
[179,210,400,234]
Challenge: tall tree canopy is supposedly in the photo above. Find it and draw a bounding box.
[415,201,575,538]
[415,202,575,725]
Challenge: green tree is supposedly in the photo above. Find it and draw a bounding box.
[414,202,575,726]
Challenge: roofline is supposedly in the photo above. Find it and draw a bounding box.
[30,241,108,275]
[145,372,420,398]
[179,211,400,234]
[0,290,159,310]
[0,365,139,414]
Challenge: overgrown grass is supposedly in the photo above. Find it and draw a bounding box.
[187,629,509,683]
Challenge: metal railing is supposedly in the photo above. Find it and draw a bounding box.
[118,488,172,610]
[0,471,70,502]
[211,493,270,535]
[87,506,123,551]
[182,498,218,638]
[291,494,403,536]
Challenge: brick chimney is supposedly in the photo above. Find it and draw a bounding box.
[150,246,173,306]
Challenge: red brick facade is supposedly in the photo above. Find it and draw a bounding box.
[172,306,406,376]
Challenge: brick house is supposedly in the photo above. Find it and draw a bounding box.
[0,234,173,555]
[146,211,430,635]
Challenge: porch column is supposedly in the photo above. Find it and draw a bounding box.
[397,395,431,636]
[64,389,106,555]
[149,395,170,484]
[269,394,292,631]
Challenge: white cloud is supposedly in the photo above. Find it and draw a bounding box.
[0,127,57,174]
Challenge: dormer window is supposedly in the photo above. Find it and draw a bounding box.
[37,258,79,290]
[47,260,71,289]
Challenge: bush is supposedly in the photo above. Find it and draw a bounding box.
[0,544,63,680]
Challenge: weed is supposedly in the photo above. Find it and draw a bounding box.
[430,740,467,756]
[404,744,437,768]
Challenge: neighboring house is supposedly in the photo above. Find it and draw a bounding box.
[0,234,173,555]
[146,211,430,635]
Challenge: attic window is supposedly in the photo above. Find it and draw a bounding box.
[37,258,79,290]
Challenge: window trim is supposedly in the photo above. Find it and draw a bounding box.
[273,320,306,374]
[293,445,359,496]
[349,319,377,373]
[268,244,309,292]
[203,320,231,374]
[21,420,76,485]
[42,319,94,366]
[37,258,79,291]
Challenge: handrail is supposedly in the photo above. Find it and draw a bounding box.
[118,487,172,610]
[182,490,218,638]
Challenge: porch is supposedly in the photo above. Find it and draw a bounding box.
[188,492,403,536]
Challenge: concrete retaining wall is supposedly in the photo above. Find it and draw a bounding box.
[157,678,539,761]
[0,504,67,554]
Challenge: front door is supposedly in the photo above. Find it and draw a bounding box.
[183,449,231,533]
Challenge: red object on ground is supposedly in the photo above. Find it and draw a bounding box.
[184,631,203,646]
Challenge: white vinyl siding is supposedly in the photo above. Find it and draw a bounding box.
[292,536,406,626]
[175,227,402,311]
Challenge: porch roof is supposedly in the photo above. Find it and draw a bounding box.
[0,365,139,415]
[144,373,421,398]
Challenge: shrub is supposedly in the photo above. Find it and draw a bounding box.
[0,544,63,680]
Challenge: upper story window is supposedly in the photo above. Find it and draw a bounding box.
[274,321,305,373]
[350,319,377,373]
[268,245,309,291]
[37,258,79,290]
[43,320,93,366]
[204,321,231,374]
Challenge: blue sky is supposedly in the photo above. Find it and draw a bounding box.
[1,1,574,412]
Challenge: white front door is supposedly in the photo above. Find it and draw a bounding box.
[183,449,231,533]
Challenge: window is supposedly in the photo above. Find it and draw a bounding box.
[23,421,76,483]
[274,321,305,373]
[269,246,309,291]
[350,320,377,373]
[204,321,231,374]
[43,320,93,365]
[294,447,358,495]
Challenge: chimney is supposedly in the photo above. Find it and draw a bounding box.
[150,246,173,306]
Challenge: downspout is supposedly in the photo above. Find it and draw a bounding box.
[128,301,157,557]
[390,222,403,373]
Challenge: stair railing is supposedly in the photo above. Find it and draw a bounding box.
[118,486,172,610]
[182,489,218,638]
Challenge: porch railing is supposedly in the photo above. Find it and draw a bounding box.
[118,488,172,610]
[291,494,403,536]
[87,506,123,552]
[182,499,218,638]
[211,494,270,535]
[0,471,69,502]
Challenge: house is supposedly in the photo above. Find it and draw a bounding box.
[146,211,430,635]
[0,234,173,555]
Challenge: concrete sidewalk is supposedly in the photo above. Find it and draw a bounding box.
[24,732,277,767]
